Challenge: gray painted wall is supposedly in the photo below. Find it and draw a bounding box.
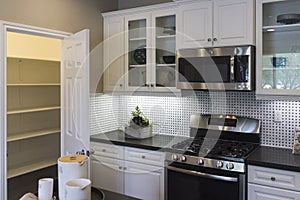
[118,0,172,9]
[0,0,118,49]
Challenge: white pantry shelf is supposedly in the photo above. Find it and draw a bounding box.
[7,129,60,142]
[7,159,58,179]
[7,106,60,115]
[7,83,60,86]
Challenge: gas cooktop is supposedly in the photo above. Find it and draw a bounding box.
[165,114,261,173]
[171,137,258,162]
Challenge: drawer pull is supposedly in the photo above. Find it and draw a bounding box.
[271,177,276,181]
[142,155,146,159]
[102,149,106,152]
[124,167,127,170]
[119,166,122,170]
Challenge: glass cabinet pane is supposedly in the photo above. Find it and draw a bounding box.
[155,15,176,88]
[261,0,300,90]
[128,19,147,87]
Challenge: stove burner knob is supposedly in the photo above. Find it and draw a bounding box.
[216,161,223,168]
[180,156,187,162]
[171,154,179,161]
[198,159,204,165]
[226,162,234,170]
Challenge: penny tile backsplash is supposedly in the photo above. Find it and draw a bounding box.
[90,92,300,149]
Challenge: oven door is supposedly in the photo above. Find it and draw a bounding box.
[166,163,245,200]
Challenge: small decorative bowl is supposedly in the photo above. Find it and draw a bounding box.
[163,55,175,64]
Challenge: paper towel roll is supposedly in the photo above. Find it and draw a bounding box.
[65,178,91,200]
[38,178,53,200]
[58,154,88,199]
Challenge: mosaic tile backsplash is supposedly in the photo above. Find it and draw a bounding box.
[90,92,300,149]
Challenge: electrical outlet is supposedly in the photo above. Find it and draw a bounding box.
[274,110,282,123]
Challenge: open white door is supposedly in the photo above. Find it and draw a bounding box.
[61,29,90,156]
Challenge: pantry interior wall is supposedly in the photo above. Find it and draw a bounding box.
[6,31,62,200]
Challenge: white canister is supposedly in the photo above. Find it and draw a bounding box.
[38,178,54,200]
[65,178,91,200]
[58,154,89,199]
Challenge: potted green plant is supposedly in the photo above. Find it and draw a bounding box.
[125,106,153,139]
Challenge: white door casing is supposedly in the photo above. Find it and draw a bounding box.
[61,29,90,156]
[0,20,7,200]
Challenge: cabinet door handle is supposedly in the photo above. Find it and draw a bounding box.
[123,167,127,170]
[271,177,276,181]
[119,166,122,170]
[207,38,212,42]
[102,149,106,152]
[120,84,123,87]
[142,155,146,159]
[213,38,217,41]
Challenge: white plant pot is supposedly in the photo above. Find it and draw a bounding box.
[125,124,153,139]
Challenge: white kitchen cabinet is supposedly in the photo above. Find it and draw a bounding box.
[103,15,125,92]
[248,165,300,200]
[91,155,124,194]
[124,161,164,200]
[103,3,178,93]
[177,0,255,49]
[90,142,165,200]
[256,0,300,98]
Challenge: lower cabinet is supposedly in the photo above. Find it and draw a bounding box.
[91,142,165,200]
[248,165,300,200]
[91,155,124,194]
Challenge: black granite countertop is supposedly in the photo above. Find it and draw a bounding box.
[90,130,189,151]
[247,146,300,172]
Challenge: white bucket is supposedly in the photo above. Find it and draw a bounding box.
[65,178,91,200]
[58,154,89,199]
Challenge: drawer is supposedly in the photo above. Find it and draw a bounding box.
[248,165,300,192]
[91,142,124,159]
[124,147,165,167]
[248,183,300,200]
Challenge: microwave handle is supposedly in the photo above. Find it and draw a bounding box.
[230,55,235,82]
[166,165,238,183]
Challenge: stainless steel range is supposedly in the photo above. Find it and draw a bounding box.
[165,114,260,200]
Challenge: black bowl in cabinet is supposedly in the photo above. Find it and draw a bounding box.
[163,55,175,64]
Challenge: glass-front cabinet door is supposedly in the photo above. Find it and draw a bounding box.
[256,0,300,97]
[125,13,152,91]
[153,11,177,92]
[124,8,178,93]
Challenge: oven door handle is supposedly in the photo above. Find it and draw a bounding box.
[166,166,238,183]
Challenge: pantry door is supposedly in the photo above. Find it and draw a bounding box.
[61,29,90,156]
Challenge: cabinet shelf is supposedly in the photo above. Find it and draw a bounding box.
[263,23,300,32]
[7,129,60,142]
[156,64,176,67]
[7,159,58,179]
[7,83,60,86]
[129,64,146,68]
[129,37,146,41]
[156,35,175,39]
[7,106,60,115]
[262,67,300,71]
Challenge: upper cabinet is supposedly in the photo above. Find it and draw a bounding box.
[256,0,300,98]
[103,15,125,92]
[103,4,178,93]
[177,0,255,49]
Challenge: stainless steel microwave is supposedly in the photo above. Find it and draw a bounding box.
[176,45,255,91]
